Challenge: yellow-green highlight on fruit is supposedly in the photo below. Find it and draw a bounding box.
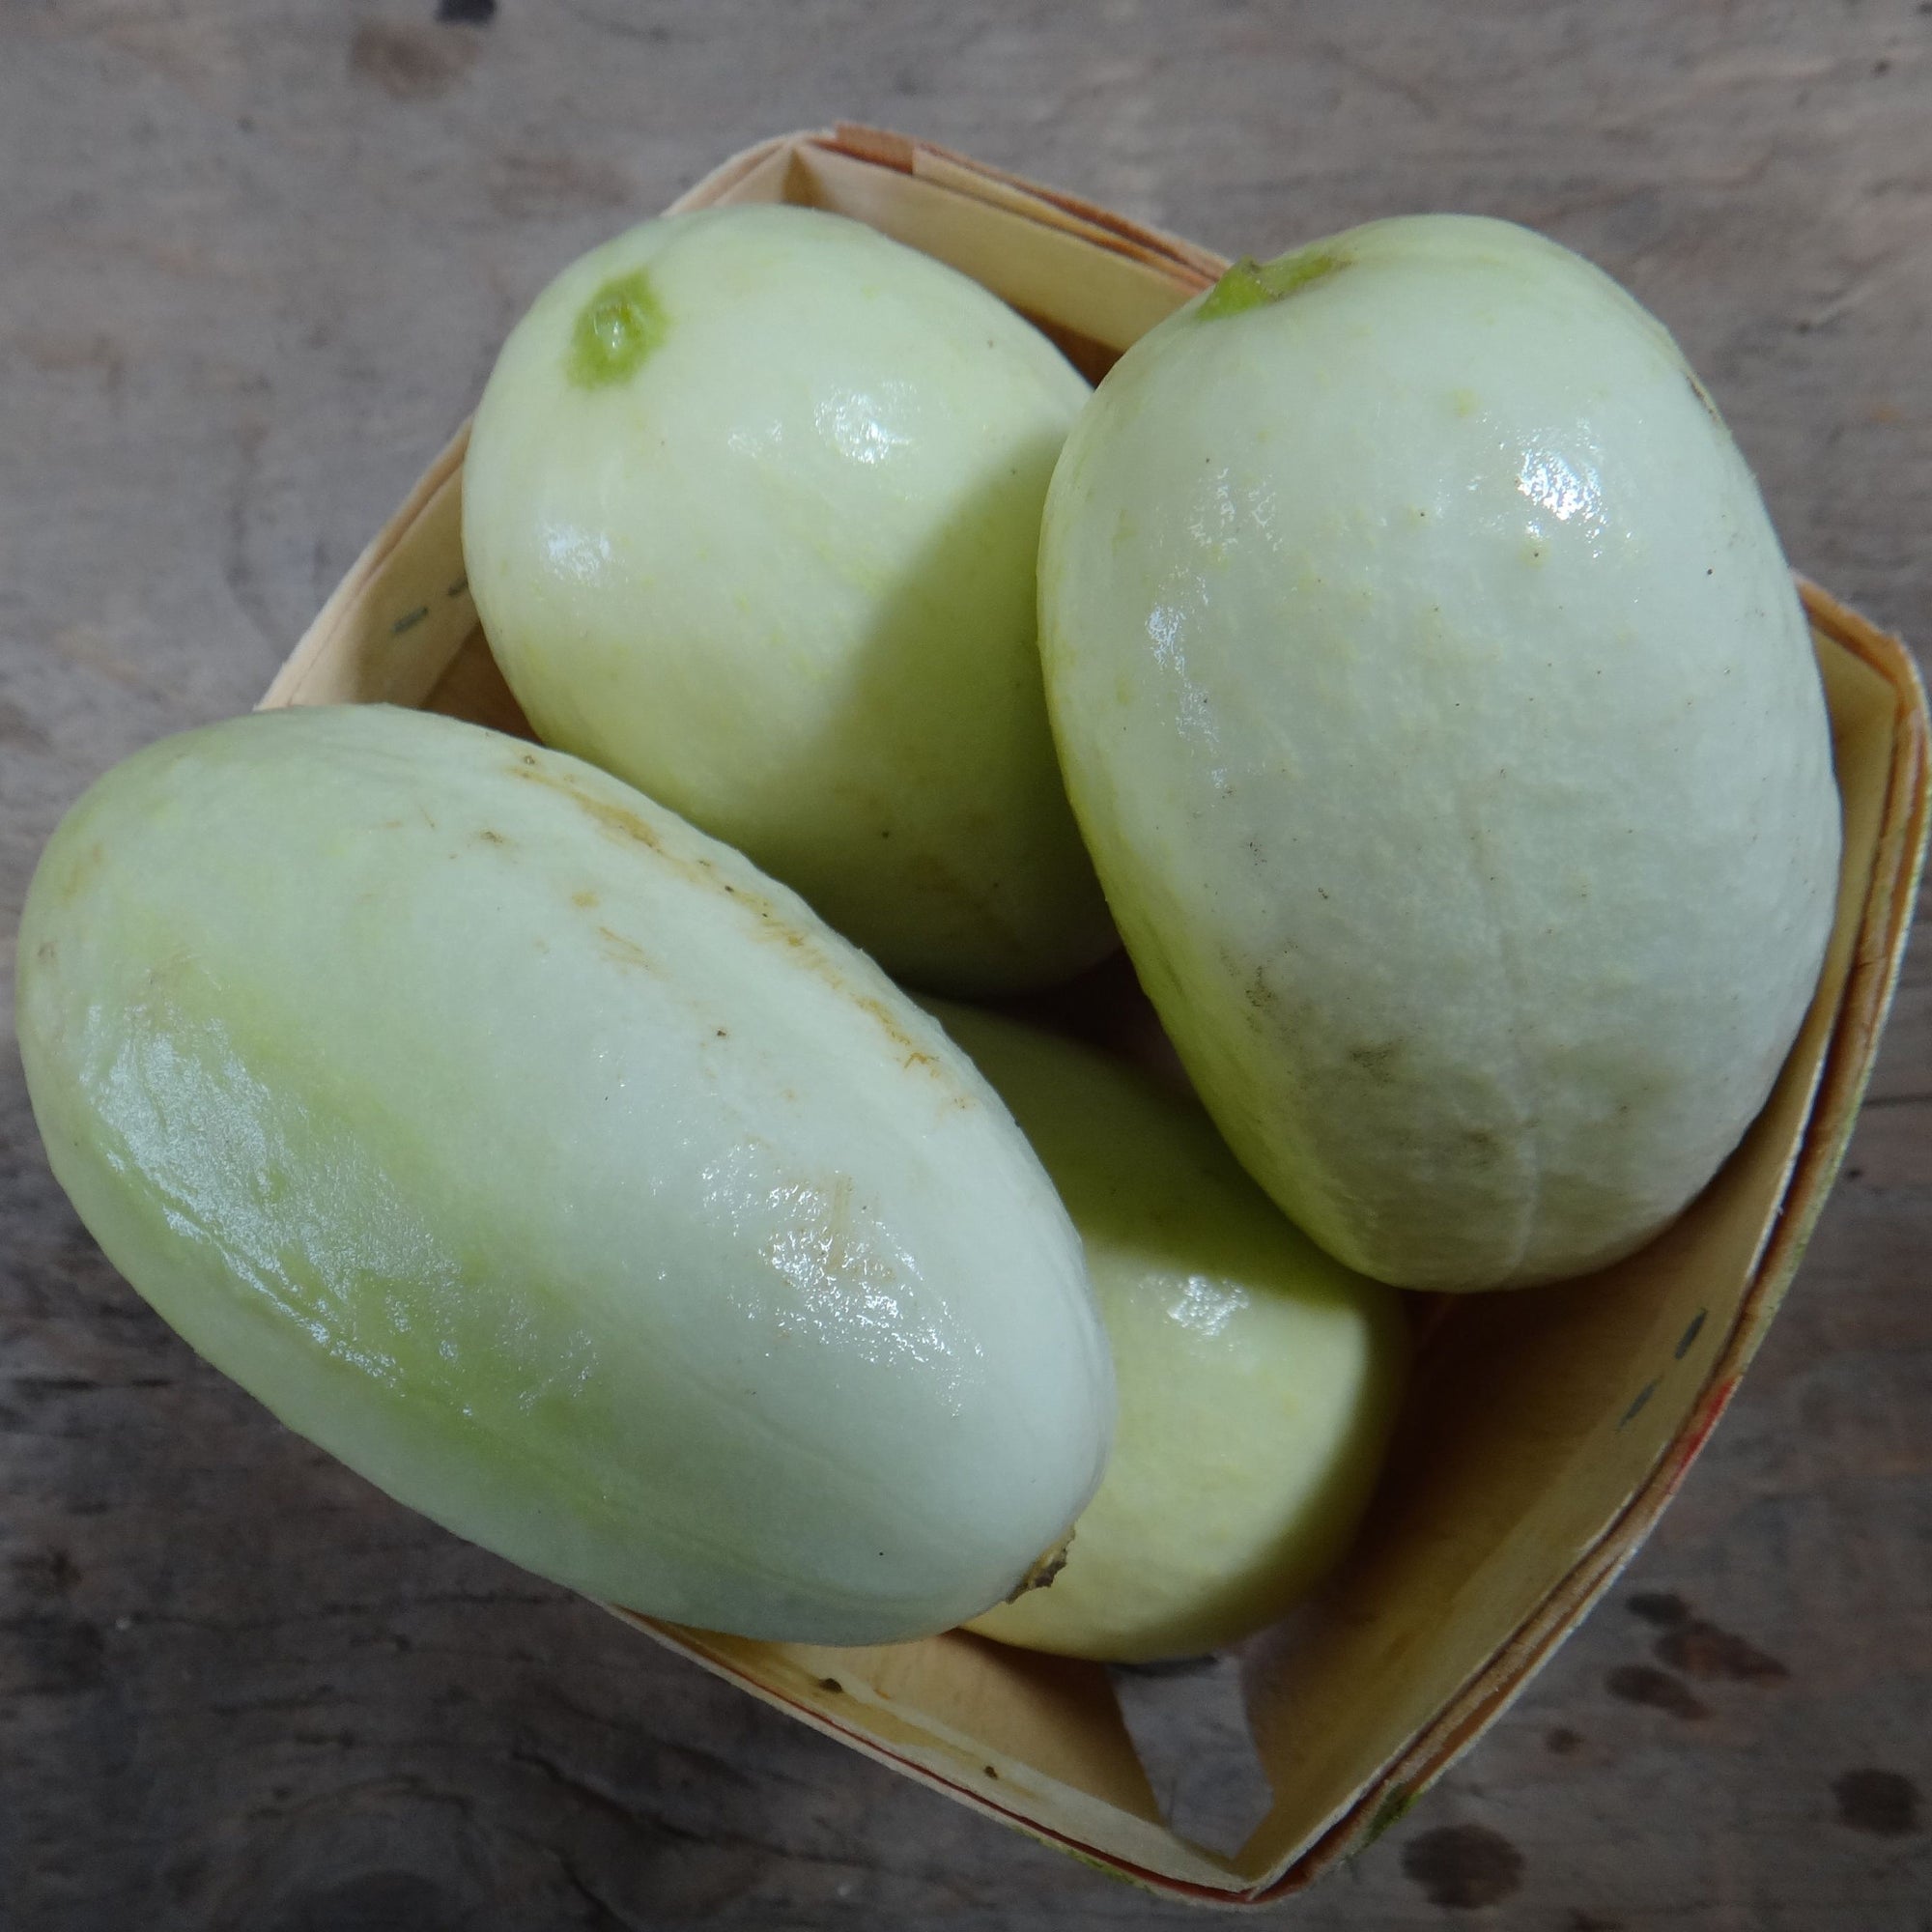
[1038,213,1841,1292]
[930,1002,1407,1664]
[14,706,1114,1645]
[463,203,1115,997]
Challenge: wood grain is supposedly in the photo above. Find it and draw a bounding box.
[3,2,1928,1925]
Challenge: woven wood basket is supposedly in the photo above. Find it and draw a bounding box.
[258,125,1930,1903]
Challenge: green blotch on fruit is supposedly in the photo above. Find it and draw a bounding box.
[567,269,667,388]
[1199,244,1348,321]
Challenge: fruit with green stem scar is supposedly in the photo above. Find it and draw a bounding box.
[1038,215,1841,1292]
[463,203,1114,997]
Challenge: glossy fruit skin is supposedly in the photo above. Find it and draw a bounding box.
[1039,215,1841,1291]
[463,203,1114,997]
[940,1004,1407,1664]
[14,706,1114,1643]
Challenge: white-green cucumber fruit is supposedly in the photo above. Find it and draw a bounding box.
[936,1003,1406,1663]
[463,203,1113,997]
[1039,215,1840,1291]
[15,705,1114,1643]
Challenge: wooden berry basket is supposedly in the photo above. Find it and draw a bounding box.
[259,125,1930,1904]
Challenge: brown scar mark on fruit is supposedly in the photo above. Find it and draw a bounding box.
[853,992,946,1076]
[1006,1533,1072,1601]
[1685,367,1724,426]
[510,758,663,852]
[36,940,57,964]
[1605,1663,1709,1719]
[596,926,663,977]
[55,840,108,906]
[571,890,599,909]
[511,753,970,1080]
[475,828,509,846]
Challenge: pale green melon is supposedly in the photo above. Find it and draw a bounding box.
[463,203,1114,996]
[1039,215,1841,1291]
[14,706,1114,1643]
[938,1004,1406,1664]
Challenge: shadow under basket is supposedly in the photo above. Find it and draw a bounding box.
[258,125,1931,1904]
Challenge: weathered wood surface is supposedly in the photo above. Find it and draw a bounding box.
[2,3,1928,1925]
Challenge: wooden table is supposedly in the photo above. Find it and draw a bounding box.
[3,4,1927,1924]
